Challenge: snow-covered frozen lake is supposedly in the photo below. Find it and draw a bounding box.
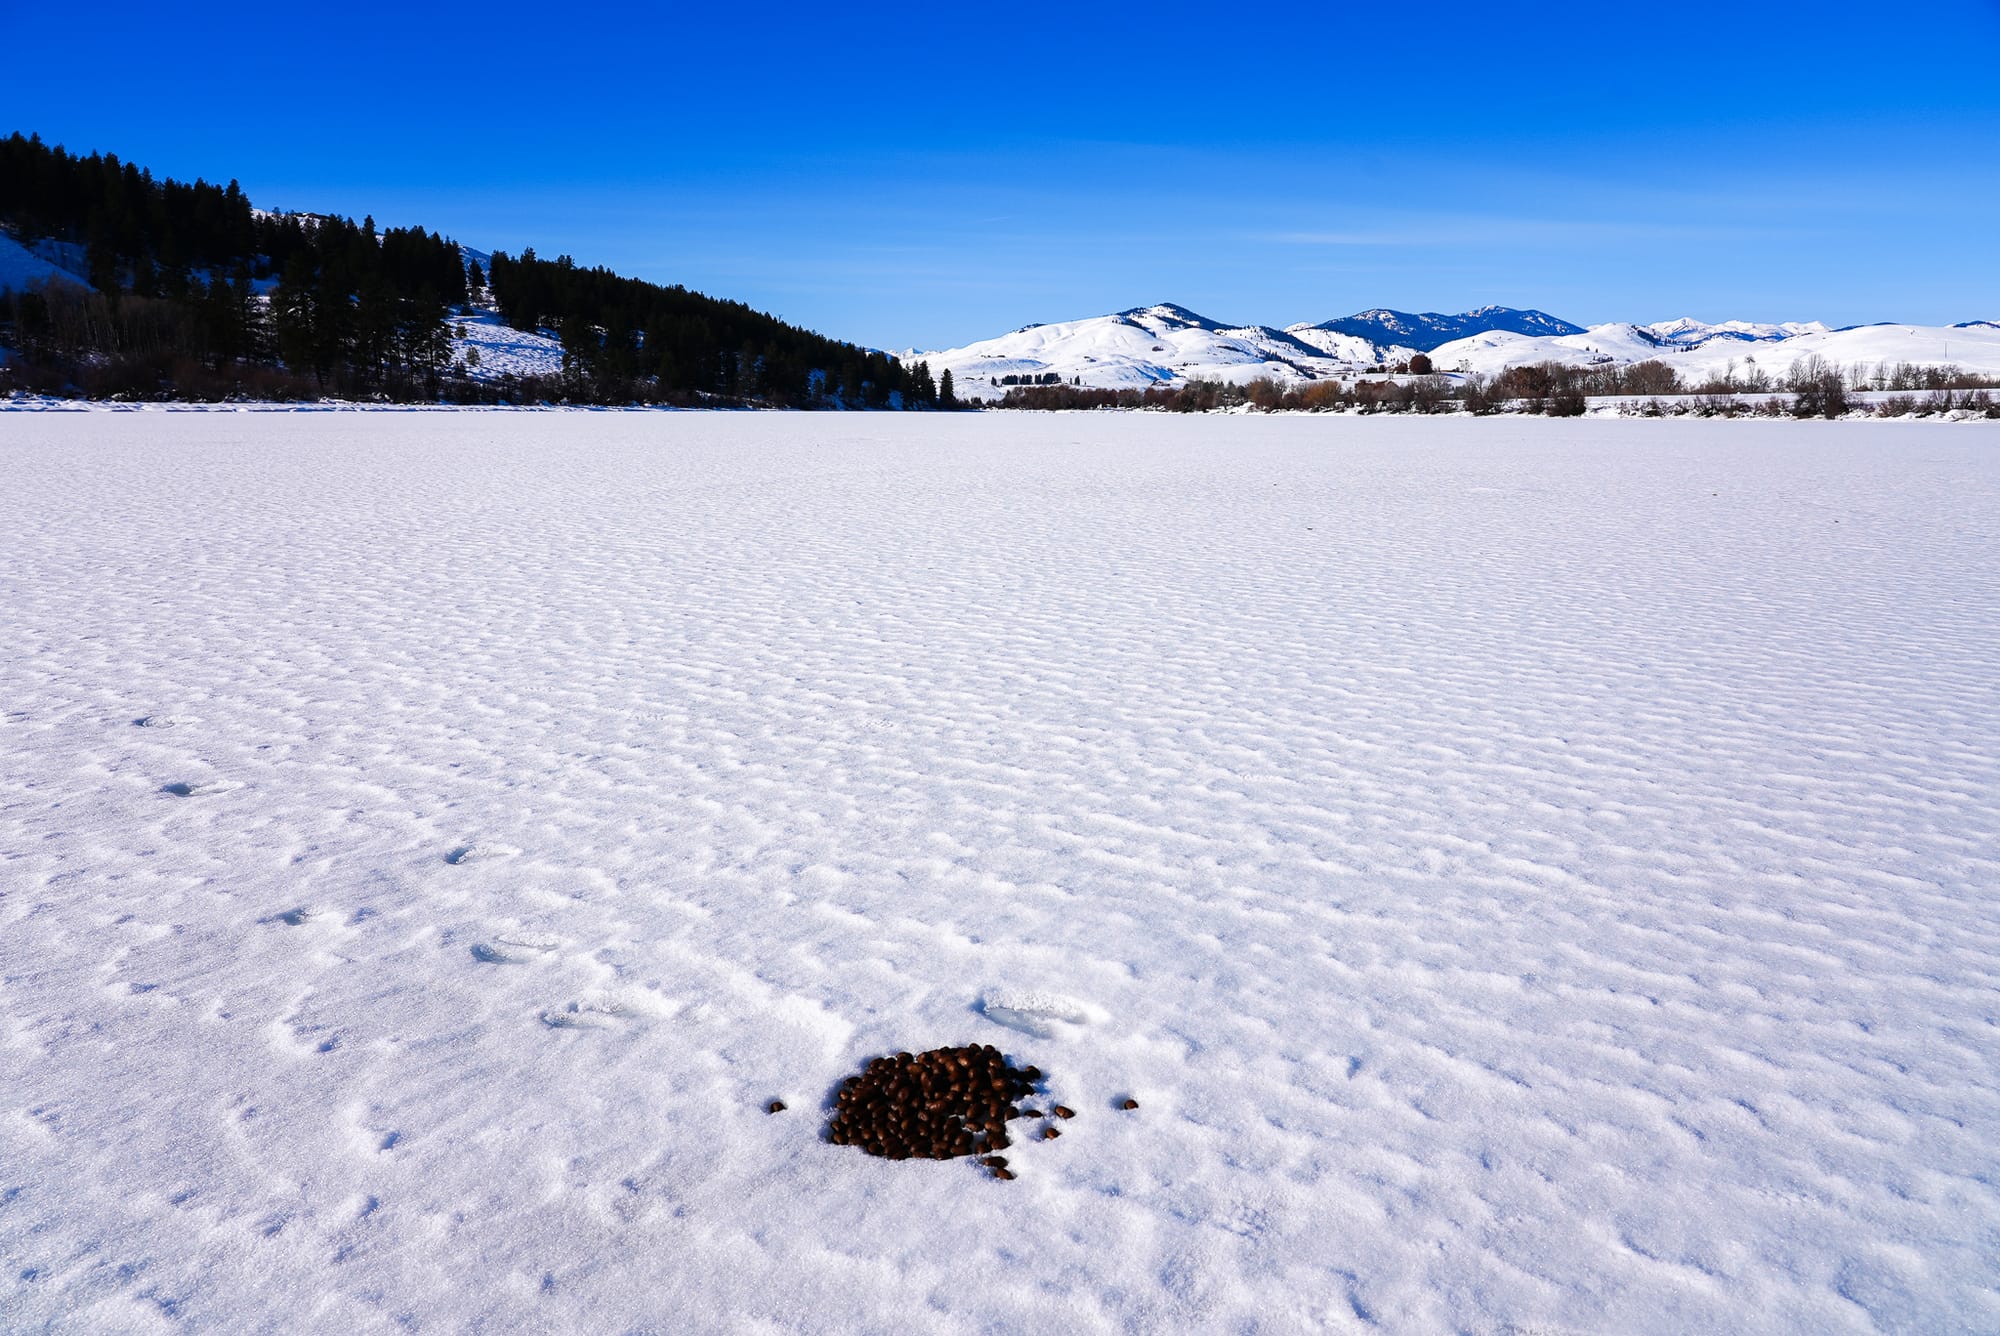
[3,412,1996,1333]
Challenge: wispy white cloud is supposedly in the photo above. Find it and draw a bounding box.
[1266,216,1777,248]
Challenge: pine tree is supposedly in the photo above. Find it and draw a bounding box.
[353,279,396,387]
[395,291,452,395]
[196,272,246,367]
[271,261,320,382]
[559,315,599,382]
[85,218,120,295]
[939,367,956,409]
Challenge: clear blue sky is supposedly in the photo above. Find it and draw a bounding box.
[6,1,1997,348]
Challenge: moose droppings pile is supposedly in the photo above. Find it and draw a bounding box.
[826,1045,1050,1175]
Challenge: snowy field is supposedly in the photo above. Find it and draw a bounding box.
[3,413,1997,1334]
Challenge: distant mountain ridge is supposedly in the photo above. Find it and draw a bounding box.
[909,303,2000,400]
[1303,305,1584,351]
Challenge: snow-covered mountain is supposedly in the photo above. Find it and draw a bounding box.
[1302,305,1583,350]
[907,303,1419,397]
[913,305,2000,397]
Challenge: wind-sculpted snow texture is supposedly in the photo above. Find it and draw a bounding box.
[2,414,1997,1334]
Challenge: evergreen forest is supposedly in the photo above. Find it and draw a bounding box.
[0,132,945,407]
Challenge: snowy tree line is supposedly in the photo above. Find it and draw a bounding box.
[993,357,1997,418]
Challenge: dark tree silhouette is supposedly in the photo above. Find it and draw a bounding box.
[1,131,920,406]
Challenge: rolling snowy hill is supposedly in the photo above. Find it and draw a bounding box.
[1427,319,2000,383]
[913,305,2000,398]
[903,303,1405,398]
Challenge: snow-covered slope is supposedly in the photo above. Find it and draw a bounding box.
[1430,320,2000,382]
[0,231,91,294]
[1675,321,2000,381]
[451,309,565,382]
[1642,317,1832,346]
[0,234,91,364]
[1428,323,1678,373]
[1282,324,1415,364]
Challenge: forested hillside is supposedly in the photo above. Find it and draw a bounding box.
[0,132,937,406]
[484,249,941,407]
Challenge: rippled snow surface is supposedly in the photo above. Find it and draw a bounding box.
[3,413,1997,1333]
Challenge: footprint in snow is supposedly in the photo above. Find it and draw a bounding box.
[539,1002,629,1030]
[471,932,563,964]
[978,988,1100,1038]
[539,989,676,1030]
[134,714,198,729]
[161,779,241,798]
[445,843,521,865]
